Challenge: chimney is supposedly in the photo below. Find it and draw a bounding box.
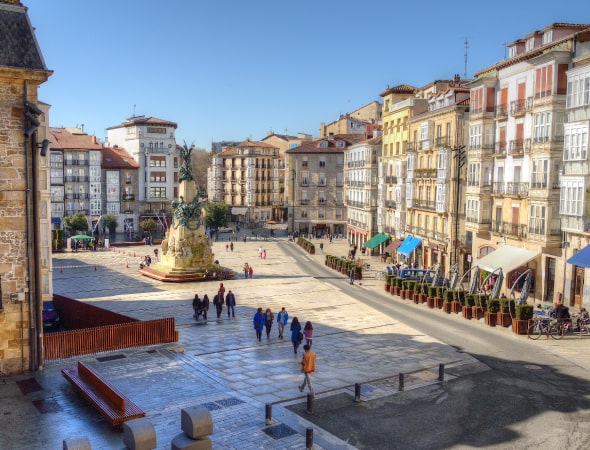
[92,136,97,144]
[328,132,334,140]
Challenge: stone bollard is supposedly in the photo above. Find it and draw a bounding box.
[63,436,91,450]
[123,418,157,450]
[171,405,213,450]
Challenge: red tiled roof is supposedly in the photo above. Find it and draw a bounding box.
[379,84,417,97]
[47,128,102,150]
[236,139,279,149]
[106,115,178,130]
[285,134,365,154]
[102,146,139,169]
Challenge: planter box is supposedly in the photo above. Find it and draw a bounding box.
[434,297,444,309]
[497,312,512,327]
[484,311,497,327]
[427,297,435,309]
[443,302,453,314]
[472,306,485,320]
[400,289,407,300]
[511,319,531,335]
[385,283,391,293]
[418,293,427,304]
[462,306,472,319]
[451,301,463,314]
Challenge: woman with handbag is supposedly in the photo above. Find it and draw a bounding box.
[290,317,302,354]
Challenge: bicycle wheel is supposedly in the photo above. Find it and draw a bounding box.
[549,323,564,340]
[528,322,543,340]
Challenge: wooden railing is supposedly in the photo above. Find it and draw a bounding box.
[43,318,178,360]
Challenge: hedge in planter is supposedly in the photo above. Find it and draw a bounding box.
[512,304,534,334]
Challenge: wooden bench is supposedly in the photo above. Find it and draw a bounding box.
[62,361,145,428]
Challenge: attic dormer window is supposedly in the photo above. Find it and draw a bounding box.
[337,141,345,148]
[319,141,328,148]
[542,30,553,45]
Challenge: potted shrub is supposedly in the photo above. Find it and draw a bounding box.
[451,290,464,314]
[392,277,402,296]
[463,293,476,319]
[427,285,437,309]
[485,298,500,326]
[473,294,488,320]
[400,280,408,300]
[413,282,426,304]
[512,304,534,334]
[384,274,394,293]
[435,286,445,309]
[354,264,363,281]
[443,289,455,313]
[498,297,515,327]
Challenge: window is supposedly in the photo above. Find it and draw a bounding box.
[150,171,166,182]
[149,187,167,198]
[301,157,308,168]
[301,172,309,186]
[566,69,590,108]
[533,112,551,143]
[466,198,479,222]
[319,173,326,186]
[470,125,482,149]
[436,183,446,211]
[467,163,480,186]
[563,125,588,161]
[147,127,166,134]
[150,156,167,167]
[531,160,548,188]
[560,179,583,215]
[535,65,553,98]
[319,157,326,167]
[529,205,546,234]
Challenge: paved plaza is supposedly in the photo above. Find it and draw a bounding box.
[1,235,588,449]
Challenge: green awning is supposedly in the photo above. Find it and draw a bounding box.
[363,233,389,250]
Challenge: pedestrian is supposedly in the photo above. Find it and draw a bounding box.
[349,266,355,285]
[192,294,202,320]
[303,321,314,347]
[298,344,316,395]
[249,266,254,278]
[226,243,229,252]
[154,248,159,261]
[225,290,236,317]
[230,242,234,252]
[264,308,275,339]
[277,307,289,339]
[258,246,263,258]
[253,307,265,342]
[243,262,249,278]
[201,294,210,320]
[290,316,302,354]
[319,243,323,253]
[218,282,226,297]
[263,249,267,259]
[213,291,224,318]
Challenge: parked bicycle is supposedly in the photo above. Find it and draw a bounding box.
[527,317,564,340]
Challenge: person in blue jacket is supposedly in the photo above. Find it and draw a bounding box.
[253,307,265,342]
[276,307,289,339]
[290,316,302,354]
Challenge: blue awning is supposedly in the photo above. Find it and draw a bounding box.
[567,245,590,269]
[398,236,422,257]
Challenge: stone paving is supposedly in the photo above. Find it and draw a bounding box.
[1,235,588,449]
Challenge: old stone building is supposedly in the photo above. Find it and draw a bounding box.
[0,0,52,374]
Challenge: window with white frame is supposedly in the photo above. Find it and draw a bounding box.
[566,69,590,108]
[436,183,446,211]
[437,149,447,179]
[563,125,588,161]
[301,157,308,168]
[406,182,413,203]
[531,159,549,187]
[470,125,482,149]
[560,179,584,215]
[407,153,415,178]
[533,112,551,143]
[466,198,479,222]
[319,157,326,167]
[529,204,546,234]
[301,172,309,186]
[467,163,480,186]
[319,173,326,186]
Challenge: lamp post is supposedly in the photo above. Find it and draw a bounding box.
[452,145,466,269]
[290,168,296,234]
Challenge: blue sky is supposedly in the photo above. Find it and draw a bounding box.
[25,0,589,149]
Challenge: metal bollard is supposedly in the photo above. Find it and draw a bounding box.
[306,393,314,414]
[306,428,314,450]
[399,373,405,391]
[438,363,445,381]
[265,404,272,425]
[354,383,362,402]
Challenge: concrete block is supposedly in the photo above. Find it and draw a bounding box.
[181,405,213,439]
[123,418,157,450]
[63,436,91,449]
[171,433,212,450]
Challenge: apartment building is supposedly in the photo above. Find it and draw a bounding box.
[208,139,282,225]
[405,76,470,276]
[106,116,179,232]
[102,146,140,235]
[285,134,361,236]
[48,128,103,232]
[345,135,382,251]
[560,29,590,308]
[468,23,589,303]
[319,101,382,138]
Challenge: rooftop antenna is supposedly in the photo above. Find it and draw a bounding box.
[132,104,136,117]
[464,36,469,79]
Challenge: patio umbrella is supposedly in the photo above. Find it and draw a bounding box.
[70,234,93,240]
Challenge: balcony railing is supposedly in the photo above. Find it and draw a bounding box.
[507,139,530,156]
[496,104,509,118]
[493,142,507,156]
[510,97,533,116]
[410,199,435,210]
[123,194,135,201]
[385,175,398,184]
[491,221,527,238]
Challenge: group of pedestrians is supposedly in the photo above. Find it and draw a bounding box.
[243,262,254,278]
[251,306,317,395]
[193,282,236,321]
